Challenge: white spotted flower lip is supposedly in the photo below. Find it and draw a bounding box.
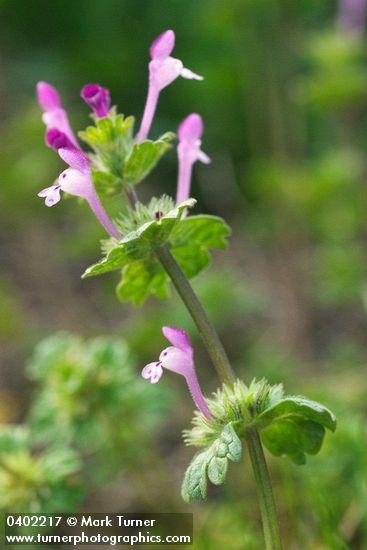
[37,147,120,239]
[37,184,62,207]
[141,326,211,418]
[38,148,92,206]
[142,362,164,384]
[137,30,203,143]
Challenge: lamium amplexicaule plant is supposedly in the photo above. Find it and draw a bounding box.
[35,30,336,549]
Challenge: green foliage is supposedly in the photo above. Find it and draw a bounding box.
[27,332,169,455]
[123,132,175,185]
[0,332,172,512]
[295,32,367,108]
[182,423,242,502]
[79,111,175,196]
[182,379,336,501]
[258,397,336,465]
[83,198,231,305]
[0,425,82,512]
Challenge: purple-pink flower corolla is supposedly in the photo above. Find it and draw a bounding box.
[38,147,120,238]
[45,128,75,151]
[136,30,203,143]
[142,326,212,419]
[176,113,211,204]
[37,82,80,150]
[81,83,110,118]
[37,81,119,238]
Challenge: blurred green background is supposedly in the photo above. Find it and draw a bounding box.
[0,0,367,548]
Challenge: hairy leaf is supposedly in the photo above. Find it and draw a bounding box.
[182,423,242,502]
[83,204,231,305]
[257,397,337,432]
[257,396,336,464]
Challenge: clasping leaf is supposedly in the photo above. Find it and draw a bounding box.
[182,423,242,502]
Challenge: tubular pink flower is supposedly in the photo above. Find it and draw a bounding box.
[38,148,120,238]
[136,30,204,143]
[176,114,211,204]
[81,83,110,118]
[141,326,211,418]
[37,82,80,149]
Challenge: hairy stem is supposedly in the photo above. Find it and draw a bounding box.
[155,243,234,384]
[154,236,282,548]
[247,429,283,550]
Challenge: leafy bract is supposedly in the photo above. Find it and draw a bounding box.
[258,397,336,464]
[182,423,242,502]
[79,112,175,195]
[82,198,231,305]
[123,132,175,185]
[83,199,196,276]
[182,379,336,501]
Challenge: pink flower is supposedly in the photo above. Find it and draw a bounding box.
[37,82,80,149]
[176,114,211,204]
[81,83,110,118]
[45,128,76,151]
[38,148,120,238]
[142,326,211,418]
[136,30,203,143]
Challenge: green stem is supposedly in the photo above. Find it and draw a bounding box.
[247,429,283,550]
[155,244,235,385]
[155,243,282,549]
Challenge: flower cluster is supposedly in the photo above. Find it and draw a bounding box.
[36,30,208,236]
[36,30,217,417]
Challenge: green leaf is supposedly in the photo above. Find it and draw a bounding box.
[182,423,242,502]
[172,246,211,279]
[257,397,337,432]
[171,215,231,250]
[261,419,325,465]
[79,113,134,151]
[123,132,175,185]
[92,170,123,197]
[257,396,336,464]
[116,259,170,305]
[184,379,337,470]
[181,449,209,502]
[207,423,242,485]
[83,204,231,305]
[82,246,132,277]
[79,113,135,183]
[82,199,195,278]
[220,422,243,461]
